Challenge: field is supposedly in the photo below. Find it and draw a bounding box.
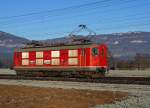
[0,69,16,75]
[106,69,150,77]
[0,85,127,108]
[0,79,150,108]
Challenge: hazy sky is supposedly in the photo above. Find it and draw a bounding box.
[0,0,150,40]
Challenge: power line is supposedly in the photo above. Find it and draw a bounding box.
[2,15,150,38]
[0,0,114,20]
[0,0,150,39]
[0,0,140,24]
[0,0,117,24]
[1,11,150,31]
[0,0,148,28]
[13,22,150,39]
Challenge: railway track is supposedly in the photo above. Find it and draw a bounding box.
[0,74,149,85]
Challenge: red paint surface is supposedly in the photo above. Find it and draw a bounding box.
[60,49,68,66]
[14,52,22,66]
[29,51,36,66]
[43,50,51,66]
[14,44,108,69]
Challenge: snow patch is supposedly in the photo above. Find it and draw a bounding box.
[130,40,147,44]
[8,39,13,42]
[112,33,124,36]
[114,41,119,45]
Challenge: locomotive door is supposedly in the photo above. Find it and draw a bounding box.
[80,48,86,66]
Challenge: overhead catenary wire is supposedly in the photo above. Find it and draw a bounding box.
[0,0,115,20]
[0,1,149,35]
[0,0,149,39]
[17,22,150,40]
[2,11,150,33]
[0,0,125,25]
[0,0,144,26]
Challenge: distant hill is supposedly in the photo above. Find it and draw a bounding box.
[96,31,150,58]
[44,31,150,58]
[0,30,150,67]
[0,31,29,48]
[0,31,30,67]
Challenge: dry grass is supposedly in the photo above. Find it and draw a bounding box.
[106,69,150,77]
[0,69,16,75]
[0,85,127,108]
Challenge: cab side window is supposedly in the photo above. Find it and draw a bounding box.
[92,47,99,56]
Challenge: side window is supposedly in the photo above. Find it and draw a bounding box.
[51,59,60,65]
[36,59,43,65]
[22,52,29,58]
[51,51,60,58]
[22,59,29,65]
[22,52,29,66]
[92,47,99,56]
[69,50,78,57]
[36,52,43,65]
[36,52,43,58]
[68,58,78,65]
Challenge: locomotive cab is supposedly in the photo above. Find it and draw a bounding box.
[90,45,107,74]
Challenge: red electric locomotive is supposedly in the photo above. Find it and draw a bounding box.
[14,43,108,77]
[13,25,108,78]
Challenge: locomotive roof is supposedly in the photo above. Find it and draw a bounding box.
[16,43,105,52]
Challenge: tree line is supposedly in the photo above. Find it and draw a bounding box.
[109,53,150,70]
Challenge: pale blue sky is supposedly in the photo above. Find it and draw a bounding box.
[0,0,150,40]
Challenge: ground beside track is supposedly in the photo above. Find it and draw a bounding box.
[0,79,150,107]
[0,79,150,93]
[106,69,150,77]
[0,69,16,75]
[0,84,127,108]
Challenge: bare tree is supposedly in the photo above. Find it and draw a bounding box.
[134,53,150,70]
